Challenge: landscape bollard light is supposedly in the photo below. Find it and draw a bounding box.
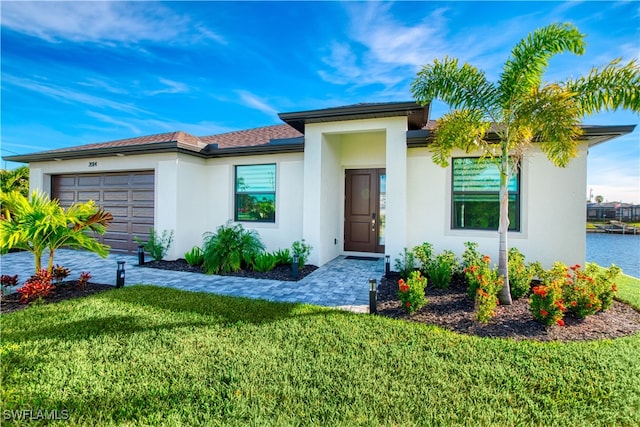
[137,245,145,266]
[385,255,390,278]
[116,261,126,288]
[369,278,377,315]
[291,254,299,279]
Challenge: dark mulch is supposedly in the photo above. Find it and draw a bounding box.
[138,258,318,281]
[377,273,640,342]
[1,281,116,314]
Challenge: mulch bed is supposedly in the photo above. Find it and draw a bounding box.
[138,258,318,281]
[1,281,115,315]
[377,273,640,342]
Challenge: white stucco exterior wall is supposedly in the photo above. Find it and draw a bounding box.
[406,143,588,268]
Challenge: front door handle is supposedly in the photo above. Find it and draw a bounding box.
[371,213,376,232]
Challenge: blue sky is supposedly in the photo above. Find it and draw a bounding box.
[1,1,638,203]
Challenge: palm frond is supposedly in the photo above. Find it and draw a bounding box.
[430,110,491,167]
[499,23,585,110]
[565,58,640,115]
[411,56,499,118]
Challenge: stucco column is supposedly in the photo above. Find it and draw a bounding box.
[384,119,408,261]
[302,126,323,266]
[156,159,179,260]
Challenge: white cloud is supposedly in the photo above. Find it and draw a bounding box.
[86,111,141,135]
[235,90,279,117]
[0,2,225,46]
[144,78,190,96]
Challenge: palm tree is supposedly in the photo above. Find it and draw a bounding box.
[0,190,112,273]
[411,22,639,304]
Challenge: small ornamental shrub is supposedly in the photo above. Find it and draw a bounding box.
[413,242,434,272]
[394,248,416,280]
[397,271,427,314]
[202,221,265,274]
[1,274,19,296]
[550,263,621,318]
[17,269,54,304]
[135,228,174,261]
[52,264,70,283]
[1,274,18,287]
[273,248,292,266]
[465,255,503,323]
[184,246,204,266]
[254,252,278,272]
[530,280,566,326]
[462,242,484,297]
[291,240,312,267]
[77,272,92,290]
[426,250,459,289]
[508,248,534,299]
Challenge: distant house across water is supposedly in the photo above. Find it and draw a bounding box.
[587,202,640,222]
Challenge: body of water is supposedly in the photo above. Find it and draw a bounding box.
[586,233,640,278]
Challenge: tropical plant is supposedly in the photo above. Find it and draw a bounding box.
[184,246,204,266]
[425,250,459,289]
[17,269,54,304]
[202,221,264,274]
[397,270,428,314]
[413,242,434,272]
[411,22,640,304]
[135,228,173,261]
[273,248,292,266]
[51,264,70,283]
[508,248,534,299]
[0,166,29,199]
[253,252,278,272]
[0,190,112,273]
[291,239,312,267]
[530,280,566,327]
[77,272,92,290]
[394,248,416,279]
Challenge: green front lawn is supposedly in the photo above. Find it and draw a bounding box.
[2,277,640,426]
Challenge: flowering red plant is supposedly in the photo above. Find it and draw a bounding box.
[529,280,566,326]
[397,271,427,314]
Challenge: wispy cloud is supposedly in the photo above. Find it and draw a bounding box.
[86,111,142,135]
[235,90,279,117]
[2,74,147,115]
[0,2,225,46]
[145,78,190,96]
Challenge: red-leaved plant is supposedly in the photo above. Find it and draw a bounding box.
[17,269,55,304]
[51,264,70,283]
[77,272,92,290]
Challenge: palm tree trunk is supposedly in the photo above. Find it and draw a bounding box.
[497,154,513,305]
[48,249,55,273]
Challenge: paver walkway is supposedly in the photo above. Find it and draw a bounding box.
[0,249,385,313]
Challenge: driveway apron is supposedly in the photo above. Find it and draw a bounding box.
[0,249,384,313]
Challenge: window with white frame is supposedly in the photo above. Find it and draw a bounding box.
[235,164,276,222]
[451,157,520,231]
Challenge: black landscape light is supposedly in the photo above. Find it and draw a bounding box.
[369,278,377,315]
[291,254,299,279]
[116,261,126,288]
[138,245,145,265]
[385,255,390,278]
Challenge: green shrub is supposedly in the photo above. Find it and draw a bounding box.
[394,248,416,279]
[202,222,264,274]
[184,246,204,266]
[397,270,428,313]
[465,255,503,323]
[254,252,278,272]
[462,242,484,298]
[273,248,292,266]
[508,248,534,299]
[426,250,458,289]
[530,280,566,326]
[291,240,312,267]
[413,242,434,272]
[135,228,174,261]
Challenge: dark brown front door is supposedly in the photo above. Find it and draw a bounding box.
[344,169,385,253]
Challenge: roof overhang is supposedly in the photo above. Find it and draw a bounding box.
[406,124,636,148]
[3,138,305,164]
[279,101,430,133]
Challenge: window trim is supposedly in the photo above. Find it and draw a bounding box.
[450,157,521,232]
[234,163,277,223]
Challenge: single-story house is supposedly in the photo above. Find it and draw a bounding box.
[4,102,635,268]
[587,202,640,222]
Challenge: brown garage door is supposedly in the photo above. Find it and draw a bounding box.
[52,171,155,253]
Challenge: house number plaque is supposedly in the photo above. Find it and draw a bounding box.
[88,161,97,167]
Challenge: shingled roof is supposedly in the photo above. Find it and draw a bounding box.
[200,124,302,148]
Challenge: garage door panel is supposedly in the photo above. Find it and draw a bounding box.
[104,175,131,186]
[78,176,101,186]
[78,191,101,202]
[104,191,129,202]
[52,171,154,254]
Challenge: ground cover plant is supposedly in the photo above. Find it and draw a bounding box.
[2,282,639,426]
